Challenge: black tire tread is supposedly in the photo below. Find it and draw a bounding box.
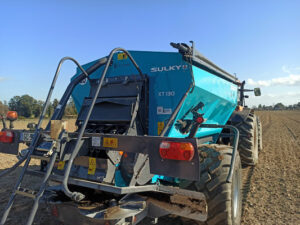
[192,144,242,225]
[236,113,258,166]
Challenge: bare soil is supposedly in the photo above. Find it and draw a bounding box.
[240,111,300,225]
[0,112,299,224]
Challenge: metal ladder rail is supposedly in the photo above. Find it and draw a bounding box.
[45,57,109,129]
[0,130,41,225]
[0,57,88,225]
[0,58,108,179]
[25,144,59,225]
[61,48,144,201]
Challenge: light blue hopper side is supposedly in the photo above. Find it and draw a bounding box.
[71,50,238,142]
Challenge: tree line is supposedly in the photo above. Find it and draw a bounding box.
[254,102,300,110]
[0,95,77,118]
[1,95,299,118]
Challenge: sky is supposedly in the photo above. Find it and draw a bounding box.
[0,0,300,107]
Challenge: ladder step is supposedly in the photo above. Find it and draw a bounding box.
[16,187,37,199]
[35,147,51,152]
[30,154,52,161]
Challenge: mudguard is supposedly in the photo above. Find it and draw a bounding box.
[228,108,252,126]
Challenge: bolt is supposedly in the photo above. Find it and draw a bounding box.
[151,218,158,224]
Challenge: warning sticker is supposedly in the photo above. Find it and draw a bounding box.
[157,106,172,115]
[117,53,128,60]
[88,157,96,175]
[91,136,101,147]
[157,122,164,135]
[230,85,237,91]
[103,138,118,148]
[57,161,65,170]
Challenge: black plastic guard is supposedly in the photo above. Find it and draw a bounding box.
[228,108,252,125]
[83,133,201,182]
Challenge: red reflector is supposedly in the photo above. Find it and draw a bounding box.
[0,131,14,143]
[159,141,194,161]
[196,116,204,124]
[51,205,59,217]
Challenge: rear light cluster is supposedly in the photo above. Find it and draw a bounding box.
[159,141,195,161]
[0,131,14,143]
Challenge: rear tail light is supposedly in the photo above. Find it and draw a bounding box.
[159,141,195,161]
[0,131,14,143]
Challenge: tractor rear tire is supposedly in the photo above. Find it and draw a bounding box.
[236,113,259,166]
[187,145,242,225]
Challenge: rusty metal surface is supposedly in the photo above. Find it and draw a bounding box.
[147,197,207,222]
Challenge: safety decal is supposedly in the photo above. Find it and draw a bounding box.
[103,137,118,148]
[230,84,237,91]
[117,53,128,60]
[91,136,101,147]
[157,122,164,135]
[157,106,172,115]
[57,161,65,170]
[88,157,97,175]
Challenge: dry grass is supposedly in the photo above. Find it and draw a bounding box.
[0,117,77,225]
[0,118,77,132]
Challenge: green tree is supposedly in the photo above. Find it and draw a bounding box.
[33,100,44,117]
[46,99,59,118]
[64,98,77,116]
[258,104,262,109]
[274,103,285,110]
[9,95,42,118]
[0,101,9,115]
[8,96,21,112]
[53,99,59,109]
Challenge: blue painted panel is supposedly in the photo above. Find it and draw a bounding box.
[71,51,237,141]
[71,51,191,136]
[70,50,239,184]
[168,66,238,140]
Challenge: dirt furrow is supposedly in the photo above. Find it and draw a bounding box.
[241,111,300,225]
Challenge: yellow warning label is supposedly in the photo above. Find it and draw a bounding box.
[57,161,65,170]
[158,122,164,135]
[103,137,118,148]
[117,53,128,60]
[88,157,96,175]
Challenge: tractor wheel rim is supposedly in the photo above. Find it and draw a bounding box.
[233,170,240,219]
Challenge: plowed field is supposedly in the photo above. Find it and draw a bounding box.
[0,111,299,225]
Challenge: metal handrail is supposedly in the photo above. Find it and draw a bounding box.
[45,57,108,130]
[61,48,144,201]
[36,57,88,132]
[0,57,88,225]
